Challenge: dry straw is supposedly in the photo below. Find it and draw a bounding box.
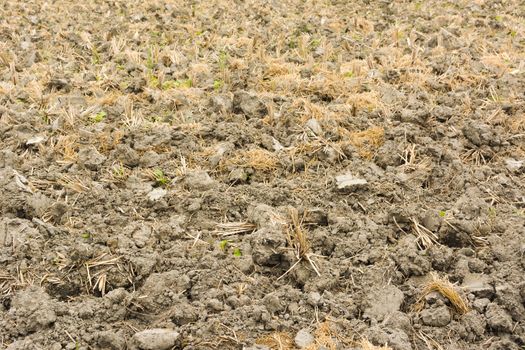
[414,273,469,315]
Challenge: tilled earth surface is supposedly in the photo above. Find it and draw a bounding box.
[1,0,525,349]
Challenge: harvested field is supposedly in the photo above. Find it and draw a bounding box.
[1,0,524,349]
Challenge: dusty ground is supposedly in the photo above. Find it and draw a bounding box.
[1,0,524,349]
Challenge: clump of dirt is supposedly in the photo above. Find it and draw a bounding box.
[1,0,524,349]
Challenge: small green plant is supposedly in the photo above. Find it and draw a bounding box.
[218,51,228,71]
[310,38,321,49]
[219,239,229,250]
[153,169,169,186]
[91,46,101,64]
[148,74,160,88]
[494,15,502,22]
[41,113,51,124]
[343,71,354,78]
[90,111,107,123]
[146,47,156,70]
[111,163,127,181]
[438,210,446,218]
[213,79,224,91]
[287,39,298,49]
[162,79,193,90]
[81,232,90,239]
[233,248,242,257]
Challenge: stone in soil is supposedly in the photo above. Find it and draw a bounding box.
[420,305,451,327]
[335,174,368,191]
[183,170,216,191]
[363,285,405,322]
[294,328,314,348]
[485,303,513,333]
[129,328,179,350]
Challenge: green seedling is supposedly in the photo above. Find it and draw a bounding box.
[41,113,51,124]
[91,46,101,64]
[81,232,90,239]
[438,210,446,218]
[153,169,169,186]
[213,79,224,91]
[218,51,228,71]
[344,71,354,78]
[90,111,107,123]
[310,38,321,49]
[148,74,160,88]
[112,163,127,180]
[146,47,156,70]
[219,239,229,250]
[162,79,193,90]
[233,248,242,257]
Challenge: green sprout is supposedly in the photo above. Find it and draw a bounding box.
[81,232,90,239]
[153,169,169,186]
[148,74,160,88]
[310,38,321,49]
[213,79,224,91]
[343,71,354,78]
[146,47,156,70]
[219,240,229,250]
[233,248,242,257]
[218,51,228,71]
[112,163,127,180]
[90,111,107,123]
[438,210,446,218]
[91,46,101,64]
[161,79,193,90]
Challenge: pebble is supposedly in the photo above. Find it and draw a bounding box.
[130,328,179,350]
[147,188,167,201]
[305,118,323,135]
[505,158,523,173]
[26,135,46,146]
[294,328,314,348]
[421,305,451,327]
[183,170,216,191]
[335,174,368,191]
[485,303,513,332]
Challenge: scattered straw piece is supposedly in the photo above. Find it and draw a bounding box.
[278,208,321,281]
[360,339,393,350]
[414,273,469,315]
[223,149,279,172]
[256,331,294,350]
[411,218,441,250]
[305,321,338,350]
[215,222,257,236]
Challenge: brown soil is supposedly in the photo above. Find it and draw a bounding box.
[1,0,524,349]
